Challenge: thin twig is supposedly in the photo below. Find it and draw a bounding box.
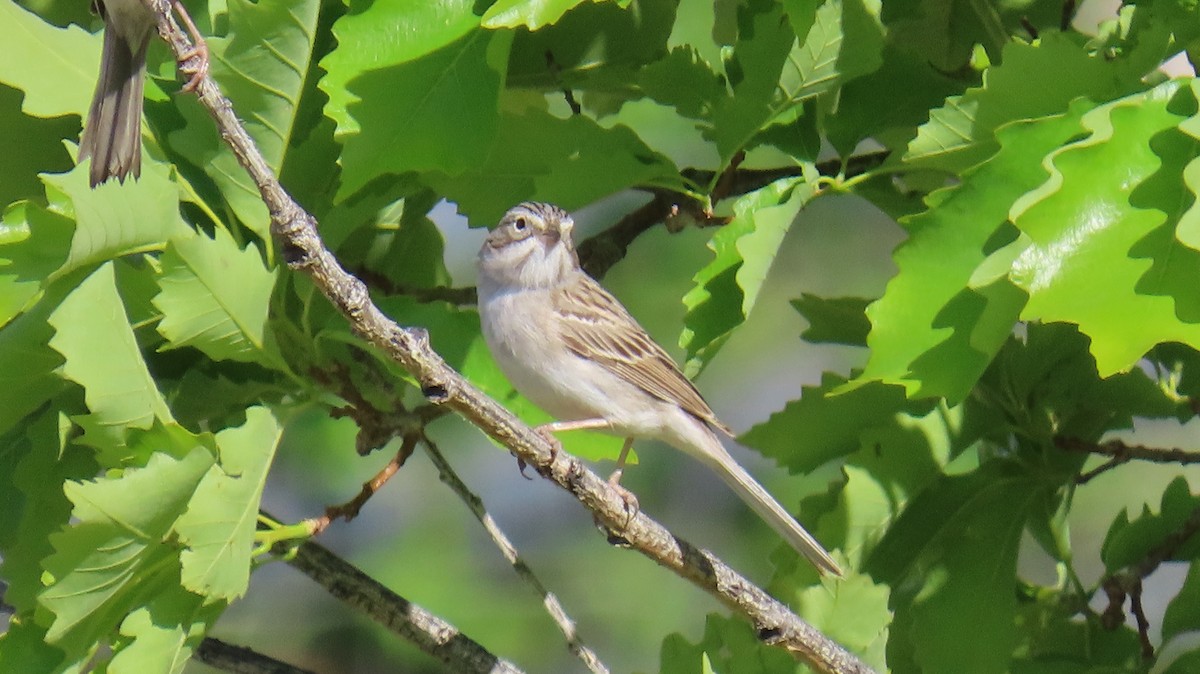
[1057,437,1200,483]
[1128,582,1154,659]
[576,193,674,279]
[422,436,610,674]
[287,542,526,674]
[1098,502,1200,658]
[1075,456,1127,485]
[195,637,316,674]
[146,5,874,671]
[306,434,421,536]
[578,150,890,280]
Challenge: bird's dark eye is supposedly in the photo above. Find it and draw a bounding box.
[513,217,528,232]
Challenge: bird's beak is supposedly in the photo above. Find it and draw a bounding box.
[539,227,561,246]
[557,217,574,249]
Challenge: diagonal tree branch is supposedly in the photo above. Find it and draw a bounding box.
[287,542,526,674]
[145,3,873,672]
[195,637,318,674]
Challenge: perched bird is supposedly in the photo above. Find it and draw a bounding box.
[80,0,208,187]
[476,202,842,576]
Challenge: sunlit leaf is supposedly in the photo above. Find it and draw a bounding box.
[334,29,513,198]
[107,582,220,674]
[176,408,281,601]
[153,227,280,367]
[681,177,816,374]
[855,100,1093,401]
[483,0,623,29]
[168,0,322,244]
[741,372,909,475]
[429,108,682,225]
[48,263,172,455]
[904,33,1145,173]
[1012,81,1200,376]
[39,448,213,651]
[0,0,98,119]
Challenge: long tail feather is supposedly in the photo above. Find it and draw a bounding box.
[693,431,843,576]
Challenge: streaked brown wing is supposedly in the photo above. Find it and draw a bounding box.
[554,276,733,435]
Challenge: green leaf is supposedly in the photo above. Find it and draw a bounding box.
[637,46,727,120]
[874,463,1039,674]
[320,0,481,129]
[153,227,280,367]
[1011,81,1200,376]
[659,613,798,674]
[741,372,909,475]
[1176,79,1200,250]
[429,108,682,225]
[1165,652,1200,674]
[904,32,1145,173]
[979,324,1179,442]
[706,0,796,163]
[0,202,73,329]
[44,162,187,279]
[0,292,66,436]
[0,619,70,674]
[0,0,98,119]
[810,402,964,569]
[176,408,281,601]
[1010,589,1144,673]
[710,0,883,162]
[790,573,890,670]
[0,161,184,334]
[681,178,816,374]
[825,42,961,156]
[881,0,998,72]
[107,582,221,674]
[791,294,871,346]
[334,29,514,198]
[167,366,283,433]
[0,410,95,615]
[375,205,452,290]
[1163,561,1200,642]
[1102,476,1200,571]
[167,0,323,245]
[0,85,78,207]
[504,0,676,92]
[482,0,620,29]
[48,263,172,455]
[779,0,882,102]
[856,100,1093,401]
[39,447,214,652]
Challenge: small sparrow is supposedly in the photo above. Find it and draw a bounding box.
[80,0,208,187]
[476,202,842,576]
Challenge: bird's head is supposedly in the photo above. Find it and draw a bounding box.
[478,202,579,289]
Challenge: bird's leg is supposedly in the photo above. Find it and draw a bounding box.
[515,418,613,476]
[170,0,209,92]
[533,418,613,462]
[607,437,640,525]
[537,418,614,433]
